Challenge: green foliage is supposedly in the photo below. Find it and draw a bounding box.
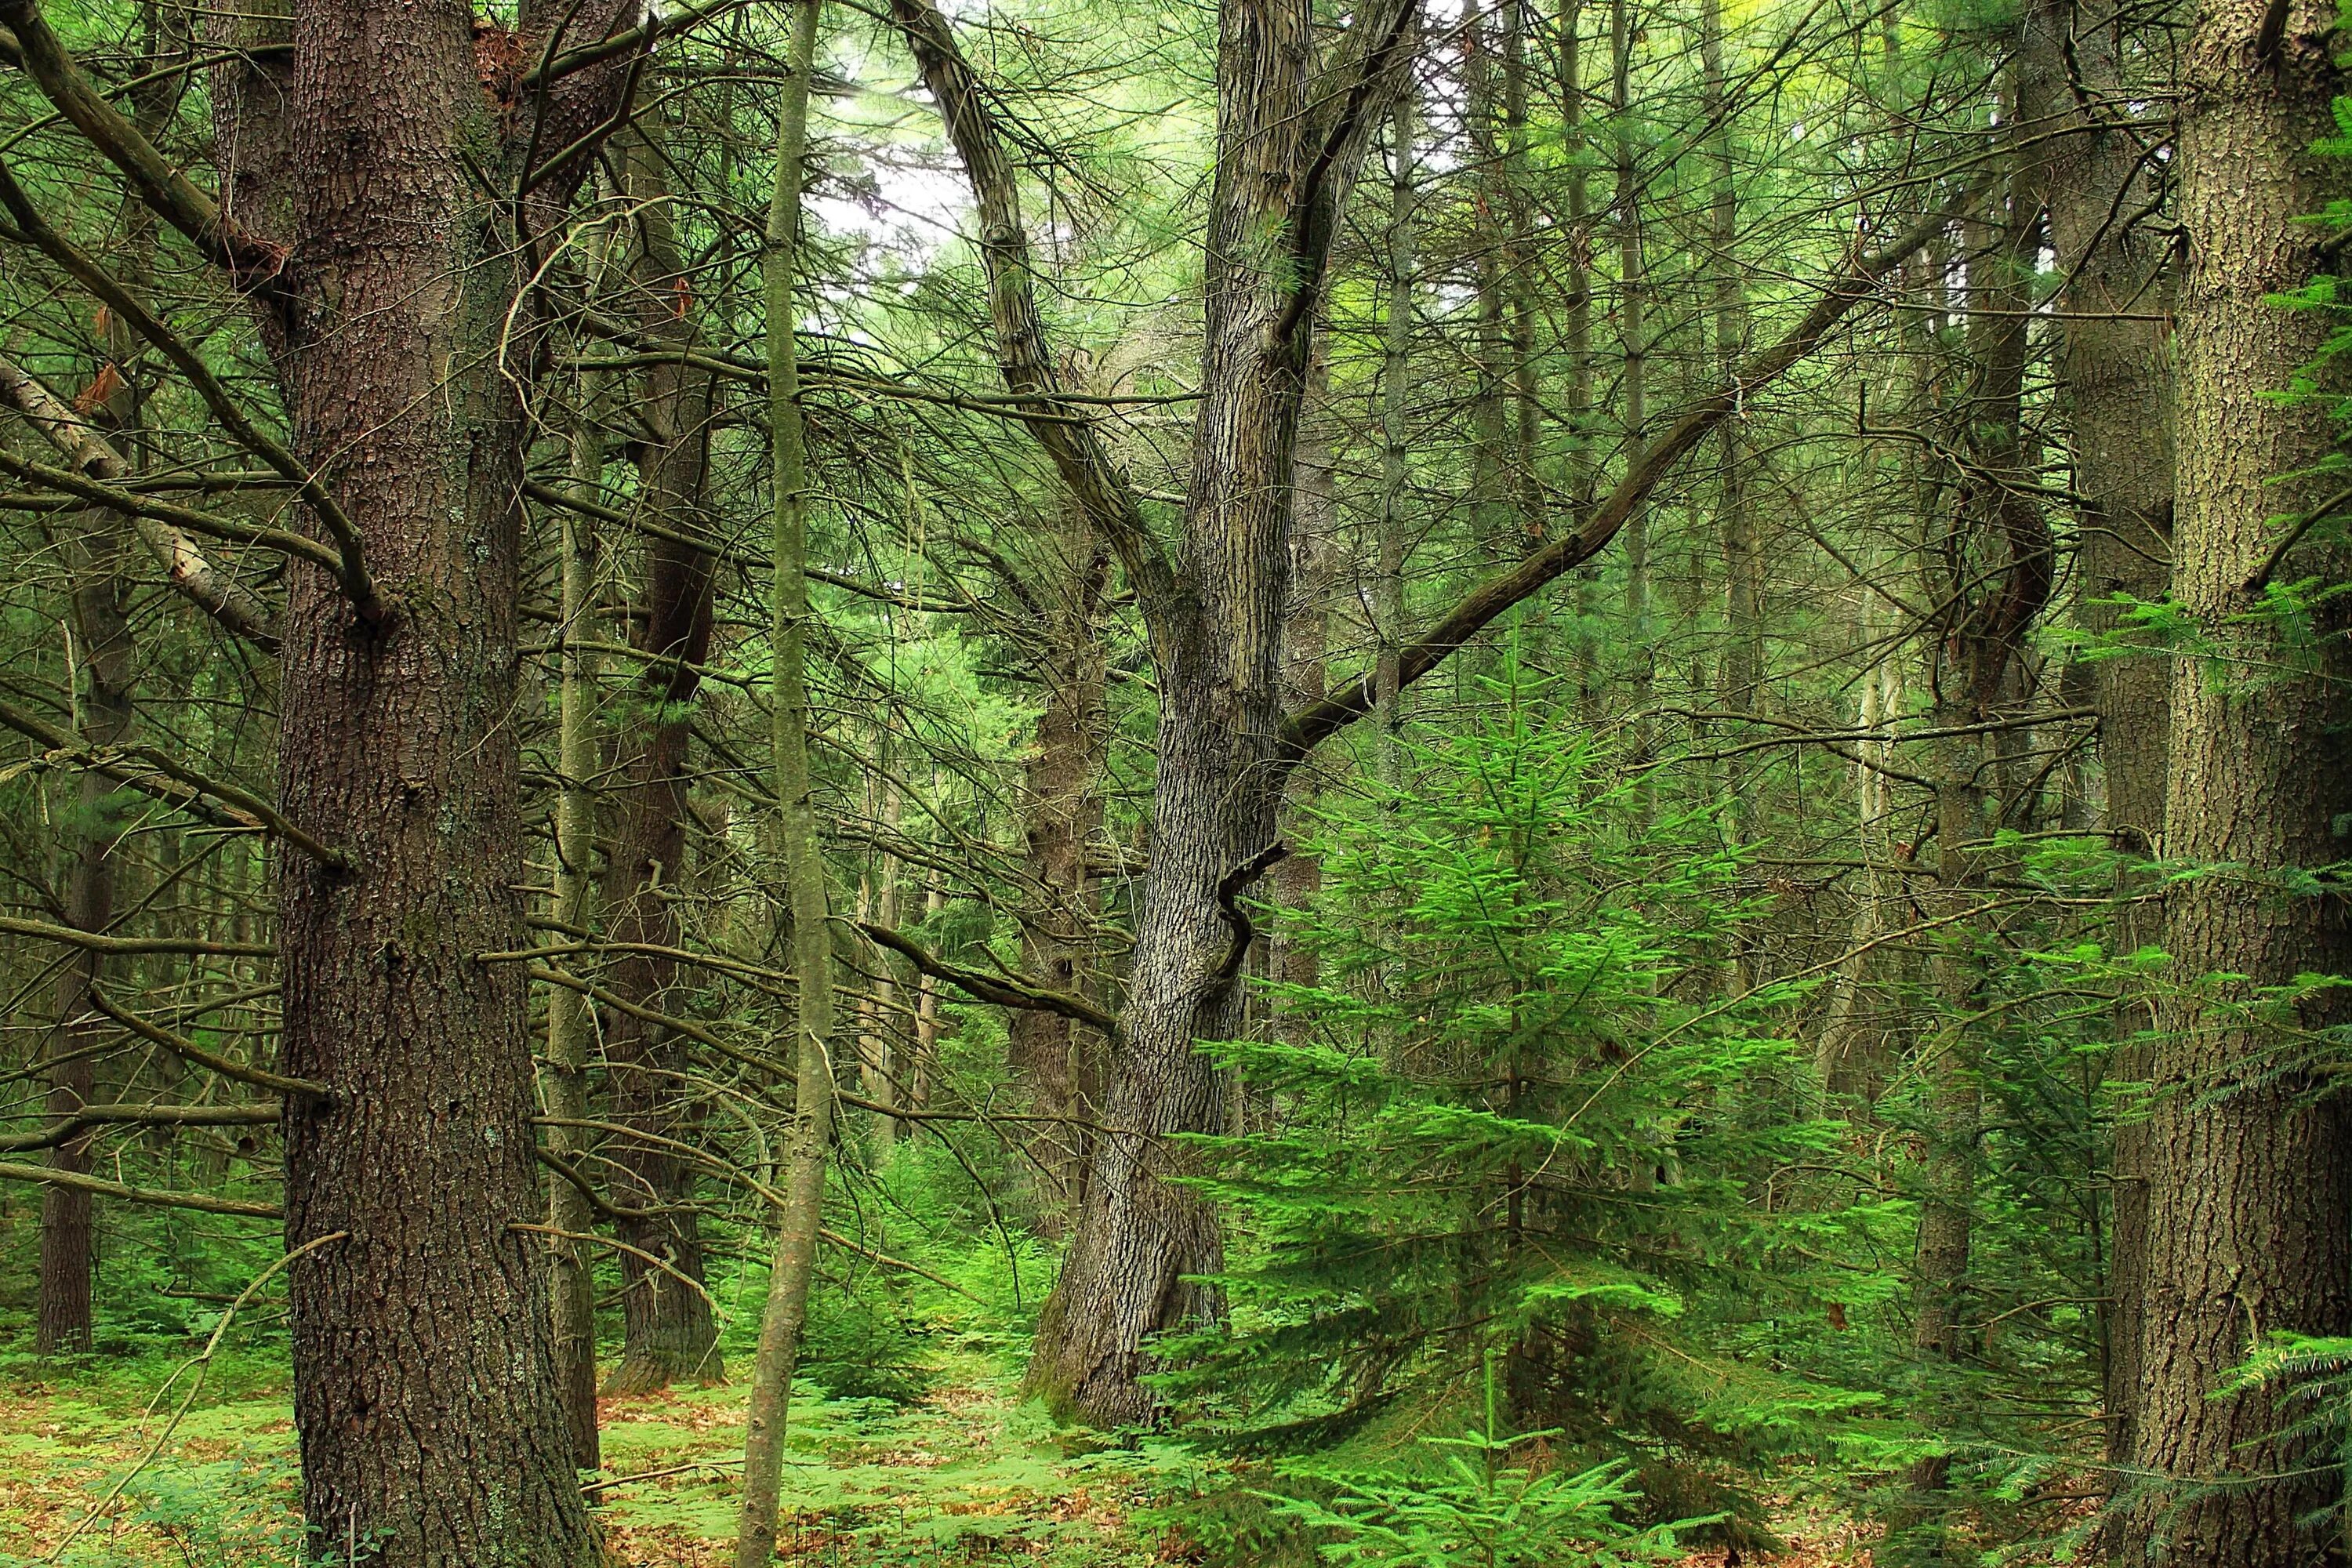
[1261,1361,1700,1568]
[1163,662,1871,1527]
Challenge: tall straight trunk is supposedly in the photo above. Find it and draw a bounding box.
[1610,0,1650,778]
[543,419,604,1467]
[1007,501,1109,1227]
[1269,350,1334,1019]
[189,0,636,1552]
[1375,40,1417,785]
[39,499,136,1356]
[1560,0,1599,717]
[1466,3,1512,562]
[1905,107,2050,1525]
[2116,0,2352,1559]
[600,123,724,1394]
[737,2,836,1558]
[861,774,904,1149]
[2015,0,2174,1474]
[1702,0,1760,993]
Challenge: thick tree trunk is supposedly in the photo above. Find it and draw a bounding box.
[2115,0,2352,1559]
[2015,0,2175,1475]
[600,124,724,1395]
[246,2,622,1558]
[1025,0,1409,1425]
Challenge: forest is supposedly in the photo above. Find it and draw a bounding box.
[0,0,2343,1558]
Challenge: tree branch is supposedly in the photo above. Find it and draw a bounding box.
[1282,178,1993,759]
[0,695,348,870]
[0,1158,279,1217]
[0,0,289,295]
[856,919,1116,1031]
[0,354,280,649]
[0,159,380,617]
[885,0,1186,656]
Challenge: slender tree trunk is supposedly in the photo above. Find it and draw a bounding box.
[1703,0,1760,994]
[1269,350,1334,1022]
[39,500,136,1357]
[1560,0,1599,718]
[1376,39,1417,785]
[543,416,605,1468]
[737,3,836,1558]
[2115,1,2352,1559]
[1611,0,1650,786]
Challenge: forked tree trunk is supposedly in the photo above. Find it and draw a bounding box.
[2115,0,2352,1559]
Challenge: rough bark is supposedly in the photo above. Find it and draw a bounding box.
[1611,0,1650,786]
[1376,48,1417,782]
[193,0,637,1552]
[1022,0,1418,1428]
[2114,0,2352,1558]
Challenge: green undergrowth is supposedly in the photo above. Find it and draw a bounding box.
[0,1341,1197,1567]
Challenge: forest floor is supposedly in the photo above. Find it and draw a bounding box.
[0,1346,1197,1566]
[0,1346,1878,1567]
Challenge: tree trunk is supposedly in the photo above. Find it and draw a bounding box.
[599,122,724,1396]
[2116,0,2352,1558]
[1611,0,1652,795]
[1025,0,1410,1426]
[1007,500,1109,1228]
[221,0,629,1555]
[2015,0,2175,1476]
[1375,46,1417,784]
[736,3,836,1555]
[543,426,605,1468]
[39,503,137,1357]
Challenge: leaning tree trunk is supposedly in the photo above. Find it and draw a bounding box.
[2115,0,2352,1559]
[2016,0,2175,1476]
[600,124,724,1392]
